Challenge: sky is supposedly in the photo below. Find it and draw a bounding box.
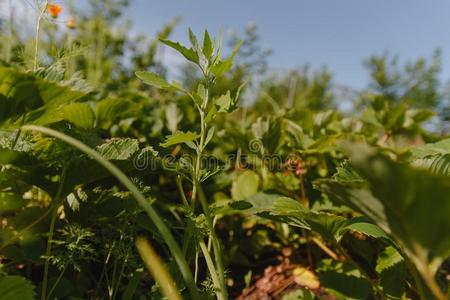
[3,0,450,89]
[125,0,450,89]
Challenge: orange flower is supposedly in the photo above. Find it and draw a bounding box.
[48,4,62,19]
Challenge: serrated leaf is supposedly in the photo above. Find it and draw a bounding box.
[376,246,403,273]
[332,160,365,184]
[62,102,95,129]
[0,66,90,128]
[96,138,140,160]
[0,275,36,300]
[160,131,199,148]
[376,246,406,299]
[159,39,199,64]
[225,193,348,241]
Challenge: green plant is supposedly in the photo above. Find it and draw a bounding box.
[21,125,200,299]
[1,3,449,299]
[136,29,243,300]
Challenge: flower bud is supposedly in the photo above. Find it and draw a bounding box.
[48,4,62,19]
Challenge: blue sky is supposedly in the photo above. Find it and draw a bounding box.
[126,0,450,89]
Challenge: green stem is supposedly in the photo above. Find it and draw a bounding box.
[93,243,115,299]
[415,258,446,300]
[5,0,12,63]
[398,248,426,300]
[34,0,48,72]
[199,241,224,300]
[22,125,201,300]
[176,175,189,207]
[191,86,209,204]
[46,265,67,300]
[41,167,67,300]
[194,250,199,284]
[189,80,228,299]
[112,247,129,300]
[197,183,228,299]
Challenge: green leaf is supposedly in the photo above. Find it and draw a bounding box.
[95,98,133,129]
[62,103,95,130]
[410,138,450,158]
[317,142,450,268]
[332,160,365,184]
[410,138,450,176]
[204,126,215,147]
[159,38,199,64]
[376,246,406,299]
[160,131,199,148]
[135,71,184,92]
[0,275,36,300]
[231,170,260,200]
[210,40,242,77]
[342,217,389,240]
[408,108,435,123]
[96,138,140,160]
[225,193,349,241]
[188,28,200,50]
[202,30,214,58]
[0,66,91,128]
[412,154,450,176]
[192,83,207,106]
[317,259,371,300]
[214,91,233,113]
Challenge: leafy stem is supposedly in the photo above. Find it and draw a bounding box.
[191,77,210,203]
[197,181,228,299]
[136,29,241,299]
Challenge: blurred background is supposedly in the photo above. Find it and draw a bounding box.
[1,0,449,128]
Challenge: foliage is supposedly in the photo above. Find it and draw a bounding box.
[0,1,449,300]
